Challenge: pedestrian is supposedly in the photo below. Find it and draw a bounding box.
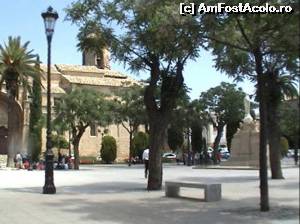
[142,147,149,178]
[15,152,23,169]
[294,149,298,165]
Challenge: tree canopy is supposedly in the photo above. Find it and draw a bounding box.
[54,88,112,169]
[199,82,245,162]
[66,0,205,190]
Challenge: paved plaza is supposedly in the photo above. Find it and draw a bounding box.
[0,163,299,224]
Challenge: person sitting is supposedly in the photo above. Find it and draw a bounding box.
[15,152,23,169]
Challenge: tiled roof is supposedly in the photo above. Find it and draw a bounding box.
[61,74,138,87]
[39,64,139,87]
[55,64,127,78]
[40,64,61,74]
[55,64,102,74]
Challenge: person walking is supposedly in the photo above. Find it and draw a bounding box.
[142,147,149,178]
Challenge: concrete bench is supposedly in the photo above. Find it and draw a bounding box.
[165,181,221,202]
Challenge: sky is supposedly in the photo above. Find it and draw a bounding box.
[0,0,255,100]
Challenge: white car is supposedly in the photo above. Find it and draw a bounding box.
[162,152,177,159]
[287,149,300,158]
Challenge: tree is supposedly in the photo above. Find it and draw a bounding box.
[167,87,190,155]
[199,82,245,163]
[0,36,40,166]
[51,134,69,151]
[132,131,149,159]
[100,135,117,163]
[188,99,209,155]
[114,84,147,165]
[66,0,203,190]
[29,58,43,162]
[54,88,112,169]
[279,99,299,164]
[226,121,240,151]
[203,1,299,210]
[167,125,184,152]
[265,73,298,179]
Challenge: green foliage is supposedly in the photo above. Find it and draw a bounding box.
[114,85,146,127]
[29,61,43,161]
[101,135,117,163]
[280,137,289,157]
[199,82,245,156]
[0,36,40,98]
[52,134,69,149]
[167,125,184,152]
[54,88,113,169]
[191,124,203,153]
[132,132,149,158]
[65,0,205,188]
[203,1,299,80]
[199,82,245,126]
[279,100,299,149]
[226,121,240,150]
[54,88,112,138]
[188,99,209,153]
[29,60,43,162]
[113,84,147,152]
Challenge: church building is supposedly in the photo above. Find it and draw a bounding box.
[0,49,139,166]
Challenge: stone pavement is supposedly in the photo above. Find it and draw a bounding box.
[0,163,299,224]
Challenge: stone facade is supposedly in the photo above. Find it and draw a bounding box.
[38,62,139,162]
[0,155,7,168]
[0,52,139,164]
[223,119,261,168]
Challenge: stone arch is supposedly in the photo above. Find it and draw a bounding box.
[0,92,24,163]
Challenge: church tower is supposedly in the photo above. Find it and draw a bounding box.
[82,48,110,70]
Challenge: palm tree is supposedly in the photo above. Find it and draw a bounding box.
[0,36,39,167]
[266,70,298,179]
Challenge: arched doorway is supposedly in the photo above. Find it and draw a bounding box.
[0,126,8,154]
[0,92,24,165]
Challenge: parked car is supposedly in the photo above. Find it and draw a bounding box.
[287,149,300,158]
[162,152,177,159]
[219,147,230,159]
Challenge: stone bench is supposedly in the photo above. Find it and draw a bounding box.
[165,181,221,202]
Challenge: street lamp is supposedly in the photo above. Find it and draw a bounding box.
[41,6,58,194]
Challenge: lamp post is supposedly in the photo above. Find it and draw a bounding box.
[41,6,58,194]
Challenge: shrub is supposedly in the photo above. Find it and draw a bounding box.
[280,136,289,157]
[132,132,149,158]
[52,134,69,149]
[101,135,117,163]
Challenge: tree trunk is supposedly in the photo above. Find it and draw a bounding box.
[267,72,284,179]
[7,103,14,167]
[147,115,168,190]
[143,55,184,190]
[257,70,270,212]
[71,126,86,170]
[268,105,284,179]
[128,131,133,166]
[6,78,19,167]
[73,138,80,170]
[212,124,224,164]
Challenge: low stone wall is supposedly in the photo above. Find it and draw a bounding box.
[0,155,7,168]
